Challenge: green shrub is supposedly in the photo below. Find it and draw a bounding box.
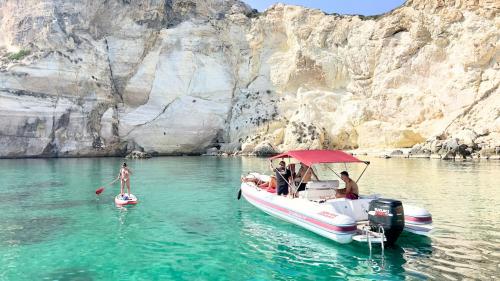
[8,49,30,60]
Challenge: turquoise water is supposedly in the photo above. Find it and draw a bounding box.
[0,157,498,280]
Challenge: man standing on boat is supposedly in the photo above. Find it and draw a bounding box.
[270,160,292,196]
[117,162,132,197]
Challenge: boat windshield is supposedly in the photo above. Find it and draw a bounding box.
[310,163,369,184]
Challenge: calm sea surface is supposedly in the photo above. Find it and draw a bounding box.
[0,156,498,280]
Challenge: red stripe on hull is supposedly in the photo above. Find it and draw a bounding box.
[405,215,432,223]
[115,200,137,205]
[244,192,356,233]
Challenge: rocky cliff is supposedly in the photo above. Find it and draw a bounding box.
[0,0,498,158]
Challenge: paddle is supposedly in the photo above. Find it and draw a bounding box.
[95,178,119,195]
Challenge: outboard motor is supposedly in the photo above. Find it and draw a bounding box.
[368,199,405,245]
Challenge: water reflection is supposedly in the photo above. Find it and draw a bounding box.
[238,211,412,280]
[239,156,499,280]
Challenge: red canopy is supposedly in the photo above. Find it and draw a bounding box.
[269,150,365,166]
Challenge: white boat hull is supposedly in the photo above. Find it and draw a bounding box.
[241,179,433,244]
[241,183,357,244]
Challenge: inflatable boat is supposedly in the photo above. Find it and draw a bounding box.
[239,150,433,246]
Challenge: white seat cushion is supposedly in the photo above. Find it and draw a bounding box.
[300,181,338,201]
[306,180,339,190]
[300,189,336,201]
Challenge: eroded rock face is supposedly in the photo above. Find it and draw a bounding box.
[0,0,253,157]
[234,1,499,154]
[0,0,498,157]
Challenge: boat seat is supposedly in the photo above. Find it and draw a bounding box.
[298,189,336,201]
[305,180,339,190]
[248,173,271,183]
[299,181,338,201]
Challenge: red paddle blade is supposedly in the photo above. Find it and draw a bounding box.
[95,187,105,195]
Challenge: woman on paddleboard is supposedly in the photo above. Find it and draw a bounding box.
[117,162,132,197]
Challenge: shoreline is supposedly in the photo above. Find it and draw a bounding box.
[1,148,499,161]
[345,148,500,161]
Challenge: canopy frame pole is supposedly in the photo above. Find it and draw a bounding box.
[311,165,319,181]
[355,162,370,183]
[294,166,310,196]
[327,165,342,179]
[287,157,296,195]
[287,157,293,185]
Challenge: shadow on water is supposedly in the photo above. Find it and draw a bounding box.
[41,267,95,281]
[23,180,65,189]
[6,180,65,191]
[0,190,34,205]
[0,181,65,203]
[0,191,111,211]
[397,232,433,253]
[0,217,68,246]
[34,198,110,210]
[176,217,216,236]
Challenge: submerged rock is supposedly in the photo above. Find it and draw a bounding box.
[0,217,68,246]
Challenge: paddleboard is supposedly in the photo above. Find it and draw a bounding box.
[115,193,138,206]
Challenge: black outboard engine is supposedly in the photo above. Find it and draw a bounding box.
[368,199,405,245]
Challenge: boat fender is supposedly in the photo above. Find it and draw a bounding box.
[332,215,357,233]
[404,205,432,224]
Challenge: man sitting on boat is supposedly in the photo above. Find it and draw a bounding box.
[294,163,318,193]
[270,160,292,196]
[336,171,359,200]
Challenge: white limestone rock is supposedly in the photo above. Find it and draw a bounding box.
[0,0,498,157]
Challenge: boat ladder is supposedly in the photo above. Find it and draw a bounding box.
[353,225,385,257]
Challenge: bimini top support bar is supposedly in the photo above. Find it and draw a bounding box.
[355,161,370,184]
